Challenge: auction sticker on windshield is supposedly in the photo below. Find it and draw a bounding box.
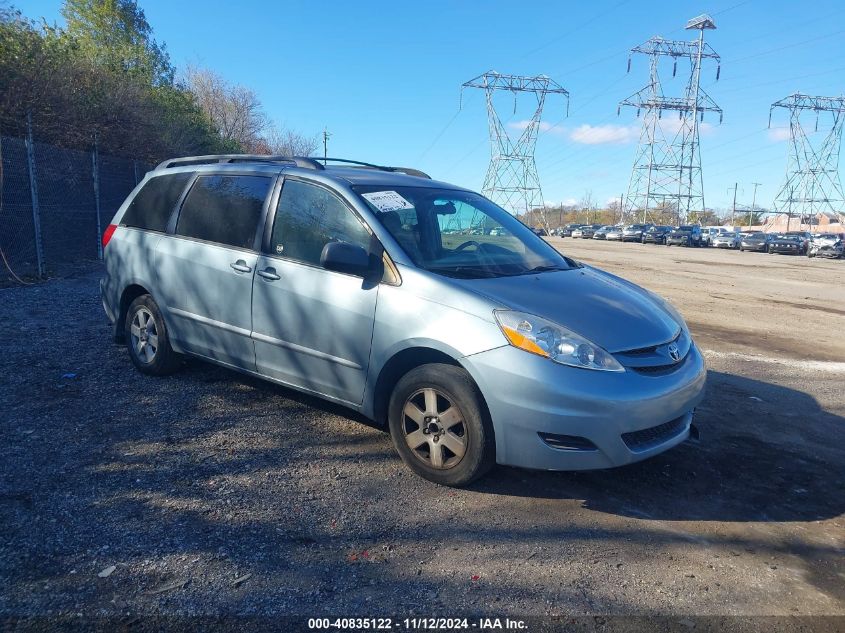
[361,190,414,212]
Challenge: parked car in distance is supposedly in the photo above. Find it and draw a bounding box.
[739,232,772,252]
[605,226,625,241]
[666,225,702,247]
[570,226,587,238]
[711,232,740,249]
[561,223,583,237]
[768,234,804,255]
[807,233,844,259]
[783,230,812,252]
[592,225,615,240]
[531,227,548,237]
[100,154,705,487]
[576,224,603,239]
[642,225,673,245]
[622,223,652,242]
[700,227,720,247]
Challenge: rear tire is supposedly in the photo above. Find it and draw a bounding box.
[388,364,495,487]
[124,294,181,376]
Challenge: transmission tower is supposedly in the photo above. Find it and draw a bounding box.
[461,71,569,229]
[619,14,722,224]
[769,93,845,229]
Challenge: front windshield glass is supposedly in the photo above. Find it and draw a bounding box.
[353,185,575,278]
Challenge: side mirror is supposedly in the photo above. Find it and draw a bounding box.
[320,241,381,278]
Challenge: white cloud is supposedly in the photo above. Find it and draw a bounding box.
[768,127,791,142]
[569,123,638,145]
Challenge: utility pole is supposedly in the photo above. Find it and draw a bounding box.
[749,181,761,227]
[619,193,624,224]
[322,127,331,163]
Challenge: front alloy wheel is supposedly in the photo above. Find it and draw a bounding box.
[402,388,467,469]
[388,363,495,486]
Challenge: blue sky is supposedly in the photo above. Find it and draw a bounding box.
[18,0,845,211]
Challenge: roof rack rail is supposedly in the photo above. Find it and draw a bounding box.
[155,154,324,171]
[154,154,431,179]
[315,157,431,179]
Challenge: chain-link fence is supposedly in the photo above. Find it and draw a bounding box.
[0,133,153,281]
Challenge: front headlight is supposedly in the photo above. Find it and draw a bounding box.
[494,311,624,372]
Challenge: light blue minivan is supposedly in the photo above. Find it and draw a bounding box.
[101,155,706,486]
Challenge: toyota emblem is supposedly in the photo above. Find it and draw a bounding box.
[668,343,681,362]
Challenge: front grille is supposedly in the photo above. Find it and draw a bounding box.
[631,353,689,375]
[621,416,687,452]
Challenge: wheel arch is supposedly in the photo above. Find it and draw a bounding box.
[369,346,492,432]
[114,283,152,343]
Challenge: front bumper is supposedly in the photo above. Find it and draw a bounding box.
[461,342,707,471]
[742,243,767,251]
[811,246,843,258]
[667,237,689,245]
[621,234,642,242]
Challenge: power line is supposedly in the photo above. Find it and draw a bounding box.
[726,28,845,64]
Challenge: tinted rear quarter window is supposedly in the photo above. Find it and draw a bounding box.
[176,175,272,249]
[121,172,192,232]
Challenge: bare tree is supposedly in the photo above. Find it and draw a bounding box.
[184,65,266,150]
[579,190,594,223]
[262,123,318,156]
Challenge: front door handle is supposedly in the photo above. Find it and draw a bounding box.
[257,267,281,281]
[230,259,252,273]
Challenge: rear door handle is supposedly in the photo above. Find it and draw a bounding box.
[257,267,281,281]
[230,259,252,273]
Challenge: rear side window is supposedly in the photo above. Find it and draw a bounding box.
[121,172,192,232]
[176,175,272,249]
[270,179,370,265]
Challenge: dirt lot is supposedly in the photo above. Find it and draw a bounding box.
[1,241,843,628]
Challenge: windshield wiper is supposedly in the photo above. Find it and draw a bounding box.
[427,266,503,279]
[516,264,570,276]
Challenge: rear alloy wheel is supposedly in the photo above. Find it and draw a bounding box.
[388,364,495,486]
[124,294,181,375]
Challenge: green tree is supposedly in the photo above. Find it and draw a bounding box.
[61,0,173,85]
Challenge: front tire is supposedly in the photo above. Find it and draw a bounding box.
[124,294,181,376]
[388,364,495,487]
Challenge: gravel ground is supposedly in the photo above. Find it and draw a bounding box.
[1,242,843,629]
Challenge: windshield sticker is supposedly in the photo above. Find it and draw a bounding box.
[362,191,414,213]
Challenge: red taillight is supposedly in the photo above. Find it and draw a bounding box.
[102,224,118,250]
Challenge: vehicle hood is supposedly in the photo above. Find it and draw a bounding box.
[670,229,691,235]
[623,228,642,234]
[743,236,766,242]
[453,267,680,353]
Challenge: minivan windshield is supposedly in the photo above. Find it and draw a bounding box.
[353,186,576,278]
